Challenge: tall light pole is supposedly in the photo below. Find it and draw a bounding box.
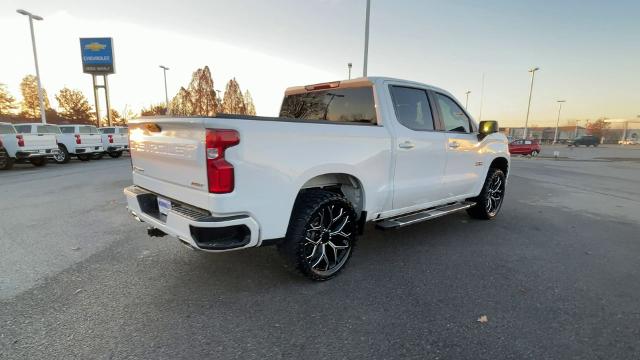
[553,100,566,144]
[523,67,540,139]
[159,65,170,114]
[362,0,371,77]
[17,9,46,124]
[574,119,581,138]
[348,63,352,80]
[465,90,471,109]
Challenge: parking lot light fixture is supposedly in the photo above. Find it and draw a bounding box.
[17,9,46,124]
[523,67,540,139]
[553,100,566,144]
[465,90,471,109]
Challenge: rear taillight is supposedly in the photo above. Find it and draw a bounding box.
[205,129,239,194]
[16,135,24,147]
[75,134,81,144]
[108,134,114,143]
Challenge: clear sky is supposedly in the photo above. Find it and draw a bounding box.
[1,0,638,126]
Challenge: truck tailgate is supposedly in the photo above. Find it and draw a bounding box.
[129,119,208,197]
[22,134,57,150]
[81,133,102,146]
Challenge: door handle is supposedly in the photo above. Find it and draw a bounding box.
[399,141,415,149]
[448,141,460,149]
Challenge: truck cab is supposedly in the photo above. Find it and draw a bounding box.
[1,122,59,168]
[98,126,129,158]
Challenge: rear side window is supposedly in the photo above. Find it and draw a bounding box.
[389,86,435,131]
[37,125,61,134]
[280,87,377,124]
[60,127,75,134]
[435,93,471,133]
[0,124,16,134]
[14,125,30,133]
[119,128,128,134]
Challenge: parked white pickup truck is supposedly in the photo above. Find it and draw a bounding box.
[98,126,129,158]
[0,122,59,169]
[124,77,510,280]
[56,124,104,163]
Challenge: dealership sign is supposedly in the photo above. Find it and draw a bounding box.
[80,38,115,74]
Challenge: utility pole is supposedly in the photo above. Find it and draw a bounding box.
[362,0,371,77]
[17,9,46,124]
[523,67,540,139]
[553,100,566,144]
[159,65,170,114]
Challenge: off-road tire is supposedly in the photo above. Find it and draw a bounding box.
[108,151,123,158]
[467,168,506,220]
[77,154,91,161]
[278,189,358,281]
[92,153,104,160]
[0,147,14,170]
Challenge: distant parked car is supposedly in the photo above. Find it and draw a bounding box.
[56,124,104,163]
[509,139,541,156]
[618,138,638,145]
[0,122,59,169]
[568,135,599,147]
[98,126,129,158]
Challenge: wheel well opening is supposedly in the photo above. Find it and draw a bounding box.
[490,157,509,175]
[299,173,365,216]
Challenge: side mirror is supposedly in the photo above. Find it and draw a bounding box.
[478,120,498,140]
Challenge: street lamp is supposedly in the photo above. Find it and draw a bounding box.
[465,90,471,109]
[159,65,170,114]
[553,100,566,144]
[362,0,371,77]
[17,9,46,124]
[574,120,581,138]
[348,63,352,80]
[523,67,540,139]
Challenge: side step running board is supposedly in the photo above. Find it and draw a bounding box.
[375,201,476,230]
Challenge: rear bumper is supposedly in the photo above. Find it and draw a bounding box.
[124,185,260,252]
[16,148,59,159]
[74,146,104,154]
[107,145,129,152]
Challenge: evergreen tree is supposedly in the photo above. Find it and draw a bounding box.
[222,78,246,115]
[243,90,256,115]
[187,66,217,116]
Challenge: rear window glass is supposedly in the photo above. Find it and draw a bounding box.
[280,87,377,124]
[14,125,30,133]
[100,128,115,134]
[0,124,16,134]
[79,126,99,134]
[60,127,75,134]
[37,125,61,134]
[120,128,128,134]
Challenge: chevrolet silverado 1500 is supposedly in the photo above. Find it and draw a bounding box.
[124,77,510,280]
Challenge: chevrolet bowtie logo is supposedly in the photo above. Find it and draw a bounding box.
[84,42,106,51]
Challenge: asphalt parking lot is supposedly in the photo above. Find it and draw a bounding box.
[1,154,639,359]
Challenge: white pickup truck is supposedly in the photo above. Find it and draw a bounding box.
[0,122,59,169]
[124,77,510,281]
[56,124,104,163]
[98,126,129,158]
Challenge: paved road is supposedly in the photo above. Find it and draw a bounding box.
[1,157,639,359]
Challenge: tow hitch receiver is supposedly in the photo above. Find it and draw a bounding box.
[147,227,167,237]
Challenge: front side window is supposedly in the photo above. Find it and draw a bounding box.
[389,86,434,131]
[436,93,471,133]
[280,87,377,124]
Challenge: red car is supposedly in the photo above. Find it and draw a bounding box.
[509,139,541,156]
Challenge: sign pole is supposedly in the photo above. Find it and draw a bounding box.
[92,74,101,127]
[104,75,112,126]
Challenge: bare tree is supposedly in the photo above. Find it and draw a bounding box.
[187,66,217,116]
[20,75,52,119]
